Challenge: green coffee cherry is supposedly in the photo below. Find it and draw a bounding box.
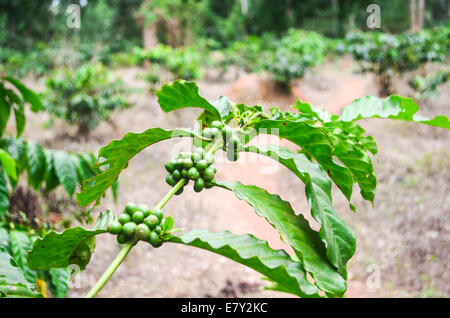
[203,167,215,182]
[183,158,193,169]
[203,128,220,139]
[132,211,145,224]
[191,152,202,163]
[148,232,161,246]
[155,225,162,234]
[139,204,151,217]
[165,159,177,173]
[125,203,138,215]
[166,174,177,186]
[181,168,188,177]
[108,221,123,235]
[122,222,137,237]
[135,224,151,240]
[195,159,208,171]
[151,209,164,221]
[228,136,240,149]
[187,167,200,180]
[175,158,184,169]
[194,178,205,192]
[118,213,131,225]
[204,153,215,165]
[221,126,233,142]
[194,147,205,158]
[172,169,182,180]
[144,215,159,230]
[117,233,128,244]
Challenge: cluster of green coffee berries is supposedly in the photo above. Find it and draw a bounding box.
[202,121,242,162]
[165,147,216,193]
[107,203,165,248]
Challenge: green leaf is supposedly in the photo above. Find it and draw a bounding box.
[52,151,78,196]
[43,150,59,194]
[47,268,70,298]
[27,210,115,270]
[0,84,11,132]
[1,136,26,172]
[216,181,347,296]
[71,154,95,183]
[162,216,174,233]
[25,141,46,190]
[168,230,319,297]
[4,76,44,112]
[0,170,9,220]
[13,102,25,137]
[197,96,233,126]
[8,230,38,284]
[294,100,337,123]
[0,247,41,298]
[246,145,355,277]
[340,95,450,129]
[76,127,197,207]
[156,80,222,120]
[324,122,377,203]
[0,149,17,180]
[253,119,354,201]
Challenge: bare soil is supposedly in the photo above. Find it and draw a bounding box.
[20,55,450,298]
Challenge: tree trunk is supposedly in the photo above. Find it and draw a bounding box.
[417,0,425,31]
[331,0,338,36]
[410,0,417,32]
[142,23,158,49]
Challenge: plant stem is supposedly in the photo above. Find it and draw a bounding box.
[155,178,186,210]
[86,241,134,298]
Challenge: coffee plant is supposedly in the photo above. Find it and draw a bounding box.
[409,71,449,100]
[135,45,203,81]
[348,29,448,96]
[43,63,130,139]
[1,79,446,298]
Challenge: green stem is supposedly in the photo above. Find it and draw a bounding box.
[86,241,134,298]
[155,178,186,210]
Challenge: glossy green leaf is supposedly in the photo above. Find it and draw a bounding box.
[340,95,450,129]
[25,141,46,190]
[43,150,59,194]
[27,210,115,270]
[0,247,41,298]
[13,102,25,137]
[9,230,38,284]
[246,145,355,277]
[169,230,319,297]
[324,122,377,203]
[4,76,44,112]
[0,170,9,220]
[294,99,337,122]
[216,181,346,296]
[0,149,17,180]
[76,127,197,207]
[52,151,78,196]
[47,268,70,298]
[0,84,11,132]
[156,80,222,119]
[253,119,354,201]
